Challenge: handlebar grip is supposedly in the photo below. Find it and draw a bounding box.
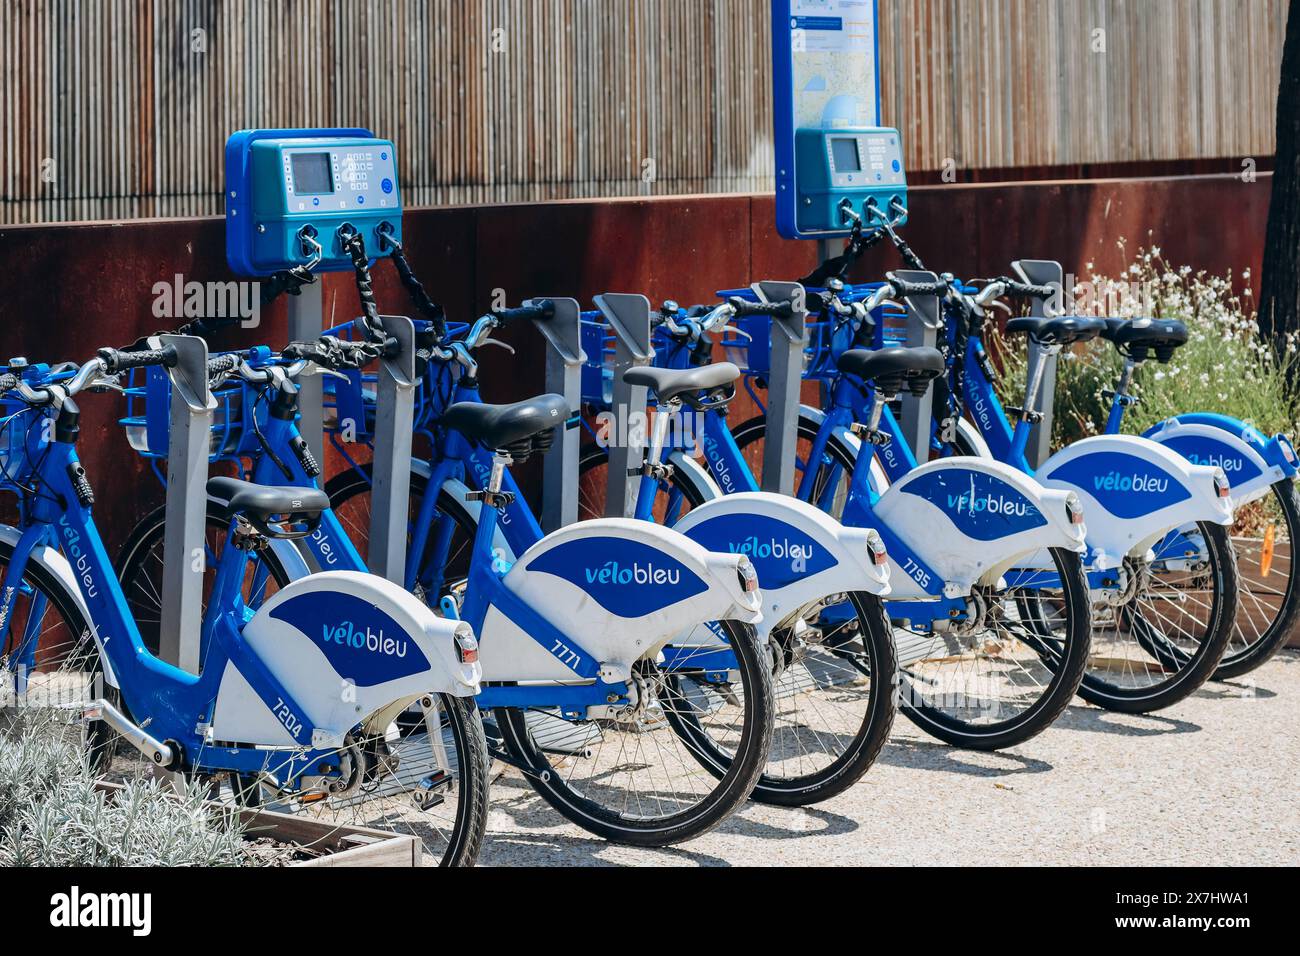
[0,373,19,394]
[889,278,947,297]
[1000,278,1056,300]
[493,300,556,324]
[281,340,334,365]
[97,345,179,374]
[206,353,241,376]
[727,296,795,318]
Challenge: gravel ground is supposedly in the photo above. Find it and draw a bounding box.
[477,650,1300,866]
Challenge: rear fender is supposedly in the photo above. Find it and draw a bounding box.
[213,571,480,749]
[1144,413,1296,506]
[873,457,1086,596]
[1040,434,1233,568]
[672,492,890,639]
[479,518,761,682]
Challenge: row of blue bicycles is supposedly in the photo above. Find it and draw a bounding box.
[2,209,1294,867]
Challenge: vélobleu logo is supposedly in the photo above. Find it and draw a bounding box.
[1046,451,1190,519]
[528,537,708,617]
[685,512,836,589]
[269,591,429,686]
[1180,452,1243,472]
[584,560,681,586]
[900,469,1046,541]
[1092,471,1169,494]
[319,621,409,658]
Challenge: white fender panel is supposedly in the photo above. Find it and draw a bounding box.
[671,492,889,638]
[478,518,762,682]
[1038,434,1233,565]
[212,571,480,749]
[873,457,1086,596]
[1144,419,1283,506]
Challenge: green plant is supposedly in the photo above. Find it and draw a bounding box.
[987,242,1300,449]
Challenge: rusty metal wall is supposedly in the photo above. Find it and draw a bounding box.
[0,0,1289,224]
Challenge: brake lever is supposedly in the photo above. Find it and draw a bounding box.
[720,324,752,342]
[477,337,516,355]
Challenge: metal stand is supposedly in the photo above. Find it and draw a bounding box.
[1012,259,1064,469]
[891,269,943,460]
[594,293,653,518]
[752,280,809,494]
[527,297,585,532]
[367,315,420,583]
[287,281,325,464]
[156,334,215,674]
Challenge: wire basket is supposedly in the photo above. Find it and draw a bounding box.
[119,364,250,463]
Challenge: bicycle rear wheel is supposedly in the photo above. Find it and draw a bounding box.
[730,412,1092,750]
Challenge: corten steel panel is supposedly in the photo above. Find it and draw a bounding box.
[0,176,1272,552]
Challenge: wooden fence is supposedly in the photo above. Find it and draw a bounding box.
[0,0,1289,223]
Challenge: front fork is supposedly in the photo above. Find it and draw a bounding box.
[0,523,58,692]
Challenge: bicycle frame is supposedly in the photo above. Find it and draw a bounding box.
[0,425,346,779]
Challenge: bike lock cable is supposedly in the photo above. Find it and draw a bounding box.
[385,241,448,338]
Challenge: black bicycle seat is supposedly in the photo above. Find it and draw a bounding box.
[623,363,740,404]
[439,394,570,453]
[1004,316,1106,346]
[1099,317,1188,362]
[206,476,329,539]
[837,347,945,397]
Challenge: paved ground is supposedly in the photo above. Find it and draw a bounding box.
[477,650,1300,866]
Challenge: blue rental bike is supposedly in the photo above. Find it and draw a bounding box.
[117,317,777,846]
[0,344,491,866]
[816,271,1240,712]
[964,277,1300,681]
[575,297,1095,752]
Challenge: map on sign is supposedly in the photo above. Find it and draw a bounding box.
[788,0,879,129]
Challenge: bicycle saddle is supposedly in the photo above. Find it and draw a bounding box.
[206,476,329,539]
[837,347,945,397]
[622,362,740,404]
[439,394,570,454]
[1099,317,1188,362]
[1004,316,1105,346]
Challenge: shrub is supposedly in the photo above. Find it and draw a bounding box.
[987,241,1300,449]
[0,702,252,866]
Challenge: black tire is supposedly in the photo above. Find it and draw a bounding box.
[0,537,117,771]
[427,694,491,867]
[330,463,778,842]
[495,618,774,846]
[730,412,1093,750]
[1214,478,1300,679]
[116,503,290,657]
[944,421,1245,709]
[1076,520,1238,712]
[577,445,898,804]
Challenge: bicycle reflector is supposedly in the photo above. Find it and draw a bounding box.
[453,623,479,664]
[1213,469,1231,499]
[1065,492,1085,526]
[736,556,760,594]
[867,530,889,566]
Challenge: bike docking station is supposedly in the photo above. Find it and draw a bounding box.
[747,281,811,493]
[1010,259,1065,469]
[154,334,215,672]
[884,270,943,460]
[225,128,420,583]
[593,293,655,518]
[525,296,586,531]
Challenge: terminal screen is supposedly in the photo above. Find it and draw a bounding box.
[291,152,334,194]
[830,138,861,172]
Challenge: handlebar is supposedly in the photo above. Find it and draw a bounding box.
[96,345,179,375]
[492,300,555,325]
[975,276,1057,305]
[727,296,795,319]
[0,373,19,395]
